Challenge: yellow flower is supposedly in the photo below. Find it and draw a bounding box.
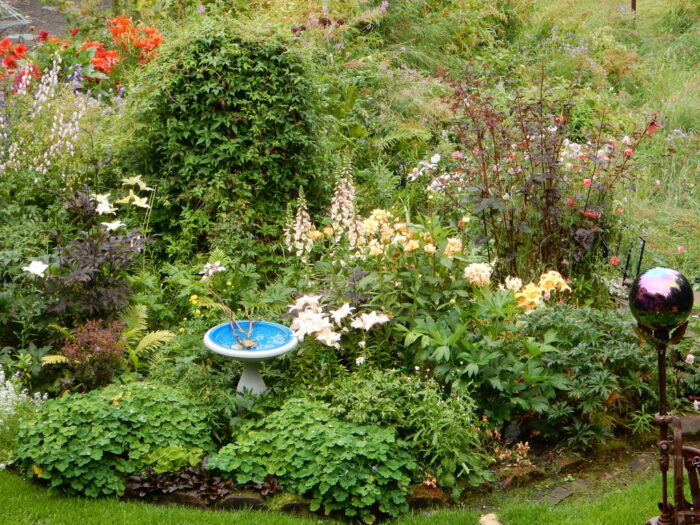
[178,327,186,333]
[443,238,463,258]
[195,309,202,315]
[403,239,420,252]
[370,209,391,221]
[189,294,198,304]
[226,281,232,287]
[514,283,543,311]
[464,263,492,287]
[362,218,379,234]
[538,270,570,293]
[423,243,437,255]
[323,226,334,237]
[32,464,43,477]
[393,222,408,234]
[368,239,383,256]
[309,229,324,241]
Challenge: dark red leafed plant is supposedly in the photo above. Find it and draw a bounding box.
[442,70,656,278]
[59,319,125,392]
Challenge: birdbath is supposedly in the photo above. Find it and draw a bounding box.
[203,321,297,395]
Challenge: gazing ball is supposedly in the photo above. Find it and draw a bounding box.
[629,267,694,330]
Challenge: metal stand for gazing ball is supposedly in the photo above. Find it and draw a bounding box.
[628,268,695,525]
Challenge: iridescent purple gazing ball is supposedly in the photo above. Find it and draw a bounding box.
[629,267,694,330]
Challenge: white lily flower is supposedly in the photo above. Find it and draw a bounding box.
[131,195,150,209]
[329,303,354,326]
[22,260,49,277]
[101,220,124,231]
[96,201,117,215]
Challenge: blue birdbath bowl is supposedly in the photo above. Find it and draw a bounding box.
[203,321,298,394]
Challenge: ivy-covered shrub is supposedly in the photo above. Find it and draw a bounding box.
[306,369,491,491]
[125,19,328,260]
[16,382,214,497]
[207,398,417,523]
[523,304,657,446]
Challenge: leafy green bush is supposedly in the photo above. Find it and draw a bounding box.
[0,369,45,468]
[523,304,657,445]
[207,398,417,523]
[125,18,328,260]
[405,289,570,424]
[306,369,491,491]
[16,382,213,497]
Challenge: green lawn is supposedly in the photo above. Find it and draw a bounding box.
[0,469,664,525]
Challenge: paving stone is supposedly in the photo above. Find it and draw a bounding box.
[554,455,586,475]
[217,491,268,511]
[681,414,700,437]
[565,478,594,491]
[278,498,311,515]
[479,513,503,525]
[406,484,450,509]
[159,489,208,509]
[629,453,655,471]
[499,465,546,490]
[542,485,573,504]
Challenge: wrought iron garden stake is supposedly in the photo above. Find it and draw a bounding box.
[628,267,694,525]
[654,330,675,525]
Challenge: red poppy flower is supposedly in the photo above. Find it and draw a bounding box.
[609,256,620,266]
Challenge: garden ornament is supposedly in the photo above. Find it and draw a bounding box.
[629,268,695,525]
[204,321,297,395]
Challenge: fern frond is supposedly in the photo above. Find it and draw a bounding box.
[41,355,68,365]
[378,122,431,149]
[120,304,148,340]
[48,324,76,342]
[133,330,176,355]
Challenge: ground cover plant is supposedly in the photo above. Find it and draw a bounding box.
[0,0,698,522]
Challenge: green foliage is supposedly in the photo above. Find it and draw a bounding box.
[125,18,328,261]
[143,445,204,475]
[305,369,491,491]
[119,304,175,372]
[406,292,570,426]
[16,382,214,497]
[522,304,657,444]
[207,398,417,523]
[0,370,44,468]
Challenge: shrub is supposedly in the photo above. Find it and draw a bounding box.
[45,188,150,323]
[436,72,655,278]
[207,398,417,523]
[306,369,491,491]
[125,18,328,260]
[523,304,657,445]
[16,382,214,497]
